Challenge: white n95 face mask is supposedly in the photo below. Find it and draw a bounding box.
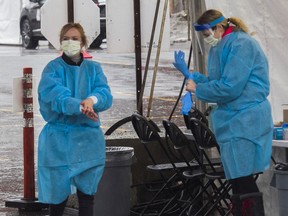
[61,40,81,57]
[204,34,219,47]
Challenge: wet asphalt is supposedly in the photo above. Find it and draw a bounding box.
[0,41,191,215]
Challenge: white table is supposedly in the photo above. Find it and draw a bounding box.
[273,140,288,148]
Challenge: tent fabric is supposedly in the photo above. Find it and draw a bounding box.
[205,0,288,122]
[1,0,288,122]
[0,0,22,45]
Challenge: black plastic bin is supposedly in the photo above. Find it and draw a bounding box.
[93,146,134,216]
[271,164,288,216]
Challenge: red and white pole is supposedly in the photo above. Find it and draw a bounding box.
[5,68,48,210]
[22,67,35,200]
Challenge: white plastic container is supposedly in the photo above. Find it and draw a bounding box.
[282,123,288,140]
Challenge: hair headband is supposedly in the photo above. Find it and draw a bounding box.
[193,15,226,31]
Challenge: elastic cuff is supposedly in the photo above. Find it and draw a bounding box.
[88,96,98,104]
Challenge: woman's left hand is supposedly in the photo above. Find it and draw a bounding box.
[186,79,197,93]
[80,98,98,121]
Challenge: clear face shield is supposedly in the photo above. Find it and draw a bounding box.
[193,16,226,53]
[192,23,215,56]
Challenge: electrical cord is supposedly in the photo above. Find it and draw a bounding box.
[168,40,193,121]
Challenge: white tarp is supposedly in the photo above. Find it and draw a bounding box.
[0,0,23,45]
[1,0,287,122]
[205,0,288,122]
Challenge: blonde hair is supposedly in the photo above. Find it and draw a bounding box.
[59,23,88,48]
[197,9,249,34]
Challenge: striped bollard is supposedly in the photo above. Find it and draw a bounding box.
[22,67,35,200]
[5,68,48,211]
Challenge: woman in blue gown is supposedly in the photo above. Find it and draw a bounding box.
[37,23,113,216]
[174,9,273,216]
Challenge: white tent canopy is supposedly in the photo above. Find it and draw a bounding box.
[1,0,288,122]
[205,0,288,122]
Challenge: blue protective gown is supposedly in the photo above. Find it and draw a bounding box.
[193,31,273,179]
[37,55,113,204]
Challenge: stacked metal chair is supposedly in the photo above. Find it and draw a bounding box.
[130,113,200,216]
[183,107,209,130]
[188,117,232,215]
[163,118,232,216]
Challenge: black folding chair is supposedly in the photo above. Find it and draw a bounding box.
[130,113,195,215]
[188,117,232,216]
[163,119,231,216]
[163,119,206,215]
[183,107,209,130]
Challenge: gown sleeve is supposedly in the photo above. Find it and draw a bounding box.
[191,71,209,84]
[195,38,256,103]
[89,63,113,112]
[38,61,82,119]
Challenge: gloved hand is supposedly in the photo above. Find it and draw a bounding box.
[173,50,202,81]
[173,50,190,78]
[181,91,193,115]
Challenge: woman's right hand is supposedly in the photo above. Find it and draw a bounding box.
[173,50,190,78]
[186,79,197,93]
[80,98,98,121]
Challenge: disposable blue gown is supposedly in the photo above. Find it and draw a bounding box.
[193,31,273,179]
[37,56,113,204]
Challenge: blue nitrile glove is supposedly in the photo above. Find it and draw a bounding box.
[173,50,203,82]
[173,50,197,115]
[181,91,193,115]
[173,50,190,78]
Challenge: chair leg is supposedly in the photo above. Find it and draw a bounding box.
[183,180,223,216]
[203,180,231,215]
